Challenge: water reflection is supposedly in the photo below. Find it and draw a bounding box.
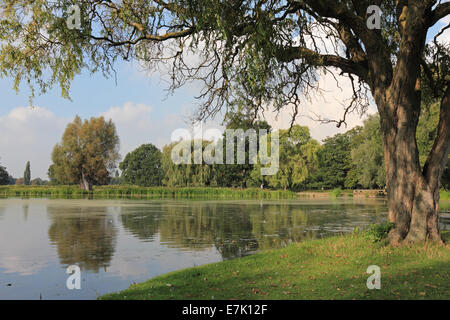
[118,199,389,259]
[121,206,162,241]
[47,206,117,272]
[0,198,448,299]
[23,204,29,221]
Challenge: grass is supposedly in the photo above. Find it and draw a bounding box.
[0,185,296,199]
[441,190,450,201]
[99,231,450,300]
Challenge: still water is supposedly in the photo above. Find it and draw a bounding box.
[0,198,448,299]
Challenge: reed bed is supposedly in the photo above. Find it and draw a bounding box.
[0,185,296,199]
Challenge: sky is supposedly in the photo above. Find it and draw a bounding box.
[0,12,448,180]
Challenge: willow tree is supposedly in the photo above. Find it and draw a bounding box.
[0,0,449,244]
[50,116,120,190]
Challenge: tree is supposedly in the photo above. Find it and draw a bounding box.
[344,103,449,190]
[49,116,120,191]
[8,175,16,185]
[346,115,385,189]
[416,101,450,189]
[2,1,449,243]
[252,125,320,191]
[309,130,357,190]
[31,178,47,186]
[120,144,164,186]
[47,164,59,185]
[110,170,122,185]
[23,161,31,186]
[217,114,272,188]
[0,164,9,185]
[162,139,218,187]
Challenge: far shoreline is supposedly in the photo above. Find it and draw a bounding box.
[1,185,449,201]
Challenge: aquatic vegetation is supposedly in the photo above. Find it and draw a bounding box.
[0,185,296,200]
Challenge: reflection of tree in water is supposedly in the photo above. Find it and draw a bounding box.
[23,204,29,221]
[155,202,320,259]
[249,204,315,251]
[120,205,162,240]
[118,200,390,260]
[159,203,218,250]
[0,206,5,220]
[47,206,117,273]
[210,204,258,259]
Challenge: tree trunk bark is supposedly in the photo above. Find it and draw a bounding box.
[80,168,93,191]
[375,82,449,245]
[368,3,450,244]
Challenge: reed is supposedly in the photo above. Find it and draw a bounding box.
[0,185,296,199]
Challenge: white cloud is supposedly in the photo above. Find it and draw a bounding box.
[440,12,450,25]
[436,18,450,44]
[100,102,188,162]
[263,71,377,142]
[101,102,153,130]
[0,107,70,180]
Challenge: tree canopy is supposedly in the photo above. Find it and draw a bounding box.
[49,116,120,190]
[0,162,9,185]
[345,115,385,189]
[252,125,320,190]
[1,0,449,243]
[120,143,164,186]
[0,1,447,113]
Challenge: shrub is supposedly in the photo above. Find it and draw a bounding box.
[363,222,396,243]
[331,188,342,198]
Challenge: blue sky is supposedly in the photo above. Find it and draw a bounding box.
[0,61,196,119]
[0,15,448,179]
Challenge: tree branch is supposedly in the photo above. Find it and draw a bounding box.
[423,84,450,191]
[90,28,194,46]
[427,2,450,27]
[276,46,369,81]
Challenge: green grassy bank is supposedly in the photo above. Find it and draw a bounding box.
[0,185,296,199]
[100,232,450,300]
[441,190,450,200]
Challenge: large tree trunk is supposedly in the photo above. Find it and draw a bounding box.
[367,3,450,245]
[376,78,450,245]
[80,168,93,191]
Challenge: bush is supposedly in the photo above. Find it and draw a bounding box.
[363,222,395,243]
[331,188,342,198]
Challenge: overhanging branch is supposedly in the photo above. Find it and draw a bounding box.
[427,2,450,27]
[276,46,369,81]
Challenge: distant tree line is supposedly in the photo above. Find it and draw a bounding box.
[2,103,448,191]
[0,159,47,186]
[100,102,450,191]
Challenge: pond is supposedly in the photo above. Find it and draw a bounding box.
[0,198,448,299]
